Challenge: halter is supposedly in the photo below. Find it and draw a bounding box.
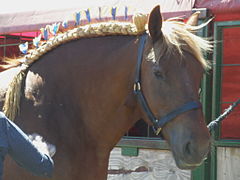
[134,34,202,135]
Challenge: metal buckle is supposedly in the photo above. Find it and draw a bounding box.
[156,127,162,135]
[133,82,141,91]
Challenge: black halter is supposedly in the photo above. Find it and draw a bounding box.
[134,34,201,135]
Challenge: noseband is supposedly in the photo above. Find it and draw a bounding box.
[134,34,201,135]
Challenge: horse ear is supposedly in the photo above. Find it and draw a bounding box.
[148,5,163,42]
[186,11,200,26]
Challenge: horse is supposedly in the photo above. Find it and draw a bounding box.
[0,5,211,180]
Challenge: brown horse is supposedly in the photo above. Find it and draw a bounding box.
[0,6,211,180]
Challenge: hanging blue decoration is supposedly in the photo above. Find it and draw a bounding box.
[111,7,117,20]
[98,7,102,20]
[19,42,28,54]
[33,34,42,48]
[75,12,81,26]
[40,26,49,40]
[85,9,91,22]
[43,28,48,40]
[124,6,128,20]
[62,20,68,29]
[50,23,60,36]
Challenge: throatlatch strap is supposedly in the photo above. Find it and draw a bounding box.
[157,101,201,128]
[134,34,147,83]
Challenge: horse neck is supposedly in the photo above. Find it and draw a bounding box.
[28,35,141,141]
[1,35,143,179]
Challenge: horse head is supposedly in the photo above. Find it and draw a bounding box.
[139,6,211,169]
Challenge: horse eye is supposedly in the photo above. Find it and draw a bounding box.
[153,70,164,79]
[153,65,165,79]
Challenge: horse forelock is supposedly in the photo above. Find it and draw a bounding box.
[160,20,212,70]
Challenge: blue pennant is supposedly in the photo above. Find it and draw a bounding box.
[111,7,117,20]
[62,20,68,29]
[51,23,60,36]
[85,9,91,22]
[33,34,41,48]
[19,42,28,54]
[44,28,48,40]
[98,7,102,20]
[125,6,128,20]
[40,27,49,40]
[75,12,81,26]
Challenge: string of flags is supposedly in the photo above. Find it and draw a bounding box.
[32,34,41,48]
[19,42,28,54]
[85,9,91,23]
[111,7,117,20]
[19,6,131,54]
[75,12,81,26]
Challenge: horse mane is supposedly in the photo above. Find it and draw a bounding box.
[161,19,212,69]
[1,13,212,120]
[0,14,148,70]
[1,16,212,71]
[1,14,148,120]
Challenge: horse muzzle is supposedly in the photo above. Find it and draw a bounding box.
[171,128,210,170]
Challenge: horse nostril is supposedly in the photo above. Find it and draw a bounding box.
[182,140,209,165]
[184,142,192,156]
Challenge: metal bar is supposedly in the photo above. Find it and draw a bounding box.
[215,21,240,27]
[3,36,6,57]
[214,140,240,147]
[0,43,21,47]
[210,21,225,180]
[200,22,212,180]
[200,20,213,125]
[221,64,240,66]
[210,145,217,180]
[192,18,213,180]
[212,22,223,138]
[117,138,169,150]
[0,41,33,48]
[192,165,205,180]
[221,101,238,104]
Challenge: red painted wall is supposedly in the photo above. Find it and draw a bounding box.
[221,27,240,139]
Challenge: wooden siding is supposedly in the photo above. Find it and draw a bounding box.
[217,147,240,180]
[108,147,191,180]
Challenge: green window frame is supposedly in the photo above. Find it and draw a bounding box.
[210,20,240,180]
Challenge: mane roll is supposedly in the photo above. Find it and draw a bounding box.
[133,13,148,33]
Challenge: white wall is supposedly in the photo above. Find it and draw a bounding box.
[217,147,240,180]
[108,147,191,180]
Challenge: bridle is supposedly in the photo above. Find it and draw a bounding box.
[134,34,202,135]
